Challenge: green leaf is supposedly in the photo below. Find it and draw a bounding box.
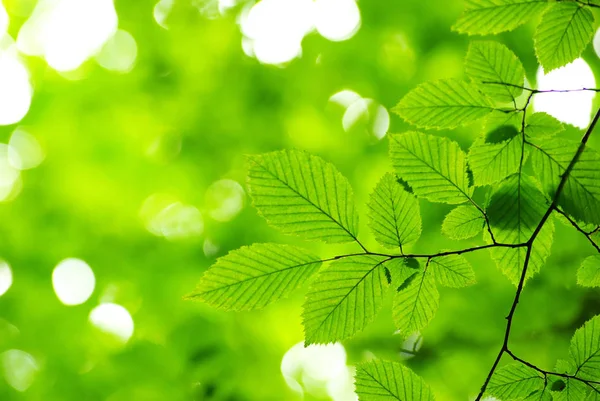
[569,315,600,381]
[430,254,476,288]
[525,112,565,138]
[487,363,545,400]
[355,359,435,401]
[186,243,321,310]
[389,132,473,204]
[368,173,422,250]
[452,0,549,35]
[393,79,493,129]
[247,149,359,244]
[442,205,485,240]
[468,131,524,186]
[552,378,589,401]
[534,3,594,72]
[529,138,600,226]
[586,388,600,401]
[487,174,553,284]
[465,41,525,103]
[303,255,399,344]
[578,255,600,287]
[525,388,553,401]
[393,268,439,338]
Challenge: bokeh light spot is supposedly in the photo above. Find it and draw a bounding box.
[1,349,39,392]
[313,0,360,42]
[8,128,44,170]
[0,144,22,202]
[140,194,204,240]
[89,303,134,343]
[0,260,13,296]
[95,29,137,73]
[153,0,174,29]
[52,258,96,306]
[0,46,32,126]
[206,179,245,222]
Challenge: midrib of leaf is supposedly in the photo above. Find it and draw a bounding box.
[407,269,430,329]
[251,157,360,244]
[360,369,403,400]
[554,6,582,57]
[472,46,515,101]
[435,260,471,280]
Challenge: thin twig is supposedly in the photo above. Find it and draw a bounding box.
[554,208,600,253]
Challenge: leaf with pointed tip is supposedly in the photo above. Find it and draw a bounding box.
[442,205,485,240]
[389,132,473,204]
[534,2,594,72]
[569,315,600,381]
[525,112,565,138]
[303,256,403,344]
[368,173,422,250]
[186,243,321,310]
[487,174,553,285]
[393,79,494,129]
[452,0,549,35]
[430,254,476,288]
[393,268,439,338]
[247,149,360,244]
[578,255,600,288]
[355,359,435,401]
[468,131,525,186]
[487,363,545,400]
[465,41,525,103]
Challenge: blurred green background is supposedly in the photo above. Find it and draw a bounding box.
[0,0,600,400]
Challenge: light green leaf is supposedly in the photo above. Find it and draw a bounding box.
[389,132,473,204]
[569,315,600,381]
[487,174,553,285]
[430,254,476,288]
[393,79,494,129]
[465,41,525,103]
[302,255,395,344]
[525,388,552,401]
[487,363,545,400]
[355,359,435,401]
[552,378,589,401]
[534,3,594,72]
[442,205,485,240]
[586,388,600,401]
[578,255,600,287]
[452,0,549,35]
[529,138,600,226]
[247,149,359,244]
[393,268,439,338]
[468,131,524,186]
[186,243,321,310]
[368,173,422,250]
[525,112,565,138]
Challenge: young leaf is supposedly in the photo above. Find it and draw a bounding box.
[468,132,524,186]
[487,363,545,400]
[487,174,553,284]
[452,0,549,35]
[529,138,600,226]
[389,132,473,204]
[393,79,493,129]
[355,359,435,401]
[442,205,485,240]
[465,41,525,103]
[569,315,600,381]
[247,149,360,244]
[186,243,321,310]
[534,3,594,72]
[578,255,600,287]
[302,255,395,344]
[525,112,565,138]
[430,254,476,288]
[393,268,439,338]
[368,172,422,250]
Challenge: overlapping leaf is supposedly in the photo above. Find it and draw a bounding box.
[578,255,600,287]
[247,149,359,243]
[442,205,485,240]
[393,268,439,338]
[487,363,545,400]
[525,112,564,138]
[569,315,600,381]
[552,378,589,401]
[393,79,494,129]
[469,131,524,186]
[389,132,473,204]
[430,254,476,288]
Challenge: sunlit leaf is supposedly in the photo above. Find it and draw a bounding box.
[487,363,545,400]
[578,255,600,287]
[525,112,565,138]
[468,131,524,186]
[393,268,439,338]
[569,315,600,381]
[430,254,476,288]
[442,205,485,240]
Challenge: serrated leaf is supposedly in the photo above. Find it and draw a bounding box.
[368,173,422,250]
[393,79,494,129]
[247,149,359,244]
[465,41,525,103]
[430,254,476,288]
[578,255,600,287]
[389,132,473,204]
[487,174,553,285]
[534,3,594,72]
[525,112,565,138]
[529,138,600,226]
[393,269,439,338]
[569,315,600,381]
[442,205,485,240]
[186,243,321,310]
[487,363,545,400]
[469,131,524,186]
[303,255,394,344]
[552,378,589,401]
[355,359,435,401]
[453,0,549,35]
